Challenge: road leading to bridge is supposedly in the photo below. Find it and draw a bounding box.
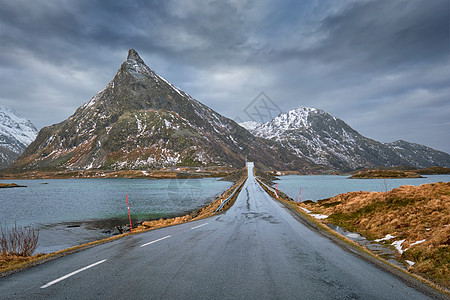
[0,162,439,299]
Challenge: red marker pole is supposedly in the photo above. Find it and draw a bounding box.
[275,183,279,199]
[298,187,302,212]
[126,193,133,233]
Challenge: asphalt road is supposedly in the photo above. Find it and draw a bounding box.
[0,163,441,299]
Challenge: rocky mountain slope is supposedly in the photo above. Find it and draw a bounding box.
[9,49,314,172]
[243,108,450,171]
[0,106,38,169]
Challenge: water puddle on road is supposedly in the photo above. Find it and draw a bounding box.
[326,224,407,269]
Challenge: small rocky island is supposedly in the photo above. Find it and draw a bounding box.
[0,183,26,188]
[350,167,450,179]
[349,170,423,179]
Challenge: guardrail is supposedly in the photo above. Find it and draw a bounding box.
[214,179,247,214]
[256,177,276,193]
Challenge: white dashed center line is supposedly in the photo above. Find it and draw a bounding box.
[191,223,208,230]
[40,259,107,289]
[140,235,172,247]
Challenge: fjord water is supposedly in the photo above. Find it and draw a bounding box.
[0,178,232,253]
[275,174,450,202]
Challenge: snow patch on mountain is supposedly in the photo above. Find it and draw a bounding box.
[246,106,450,171]
[239,121,261,131]
[0,105,38,153]
[253,107,317,140]
[157,74,186,97]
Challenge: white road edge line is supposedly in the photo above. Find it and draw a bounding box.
[40,259,107,289]
[191,223,208,230]
[140,235,172,247]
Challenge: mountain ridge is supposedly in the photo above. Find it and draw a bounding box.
[9,49,314,172]
[6,49,448,174]
[0,106,38,169]
[242,107,450,171]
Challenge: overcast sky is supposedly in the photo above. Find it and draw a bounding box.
[1,0,449,153]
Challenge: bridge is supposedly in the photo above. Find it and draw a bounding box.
[0,162,440,299]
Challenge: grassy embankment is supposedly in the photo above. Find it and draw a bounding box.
[0,168,247,275]
[301,182,449,289]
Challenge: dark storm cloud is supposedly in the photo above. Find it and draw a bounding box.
[269,0,449,84]
[308,0,449,76]
[1,1,160,64]
[0,0,449,153]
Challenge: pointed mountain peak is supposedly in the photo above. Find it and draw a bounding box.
[127,48,145,64]
[293,107,318,113]
[124,48,154,78]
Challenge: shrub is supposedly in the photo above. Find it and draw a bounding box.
[0,224,39,257]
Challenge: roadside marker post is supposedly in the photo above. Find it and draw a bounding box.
[275,183,279,199]
[299,187,302,212]
[126,193,133,233]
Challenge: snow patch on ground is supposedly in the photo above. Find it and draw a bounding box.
[301,207,311,213]
[346,233,361,238]
[310,214,328,219]
[406,260,415,266]
[375,234,396,242]
[409,239,426,247]
[300,207,328,219]
[392,239,406,254]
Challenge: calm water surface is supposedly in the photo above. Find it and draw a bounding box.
[0,178,232,253]
[275,174,450,202]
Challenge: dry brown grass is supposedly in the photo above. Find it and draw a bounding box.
[302,182,450,288]
[0,254,42,271]
[0,224,40,273]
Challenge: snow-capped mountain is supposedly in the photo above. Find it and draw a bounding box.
[247,107,450,171]
[0,106,38,169]
[10,49,313,172]
[239,121,261,132]
[9,50,446,173]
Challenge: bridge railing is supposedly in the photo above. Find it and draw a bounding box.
[256,177,276,193]
[214,179,247,214]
